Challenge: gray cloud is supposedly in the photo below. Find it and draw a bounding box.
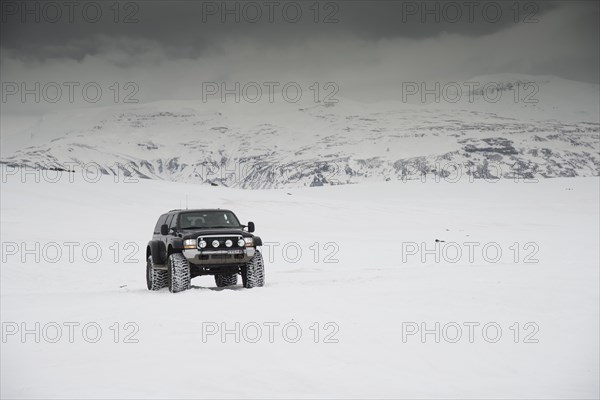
[0,1,570,57]
[0,0,598,116]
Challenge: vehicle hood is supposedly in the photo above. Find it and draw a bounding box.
[180,229,251,240]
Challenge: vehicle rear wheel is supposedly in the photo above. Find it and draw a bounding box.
[215,273,238,287]
[146,256,168,291]
[167,253,191,293]
[241,250,265,288]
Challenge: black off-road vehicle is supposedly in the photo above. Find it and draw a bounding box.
[146,209,264,293]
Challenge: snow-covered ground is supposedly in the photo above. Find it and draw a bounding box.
[1,170,598,398]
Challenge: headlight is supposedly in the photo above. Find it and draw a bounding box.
[212,240,220,248]
[199,240,207,248]
[183,239,196,249]
[225,239,233,247]
[237,239,245,247]
[244,237,254,247]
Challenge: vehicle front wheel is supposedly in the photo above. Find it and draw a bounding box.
[241,250,265,288]
[167,253,191,293]
[146,256,168,291]
[215,274,238,287]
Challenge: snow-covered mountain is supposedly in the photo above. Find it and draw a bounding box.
[2,75,598,188]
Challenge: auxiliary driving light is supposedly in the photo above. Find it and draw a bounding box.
[212,240,220,248]
[225,240,233,247]
[199,240,207,248]
[237,239,245,247]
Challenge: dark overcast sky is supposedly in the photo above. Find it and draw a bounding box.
[0,1,573,58]
[0,0,598,114]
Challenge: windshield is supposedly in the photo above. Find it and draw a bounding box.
[178,211,242,229]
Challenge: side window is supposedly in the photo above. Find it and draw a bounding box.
[153,214,168,234]
[165,214,174,230]
[169,214,178,229]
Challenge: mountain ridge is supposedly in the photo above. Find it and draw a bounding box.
[2,75,598,188]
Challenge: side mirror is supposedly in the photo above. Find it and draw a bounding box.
[247,221,255,232]
[160,224,169,235]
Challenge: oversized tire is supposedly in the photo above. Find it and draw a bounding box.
[147,255,168,291]
[241,250,265,288]
[167,253,191,293]
[215,273,238,287]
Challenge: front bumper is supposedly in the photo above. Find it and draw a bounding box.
[183,247,255,265]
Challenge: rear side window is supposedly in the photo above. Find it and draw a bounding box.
[153,214,168,234]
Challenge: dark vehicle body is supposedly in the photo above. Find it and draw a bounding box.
[146,209,265,293]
